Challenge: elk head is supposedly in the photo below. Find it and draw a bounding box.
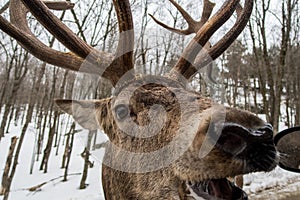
[0,0,278,199]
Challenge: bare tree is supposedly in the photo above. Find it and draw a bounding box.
[0,137,18,198]
[248,0,296,132]
[0,0,278,199]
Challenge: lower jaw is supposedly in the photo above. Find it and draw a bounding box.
[187,178,248,200]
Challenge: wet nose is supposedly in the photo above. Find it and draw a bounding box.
[215,123,274,156]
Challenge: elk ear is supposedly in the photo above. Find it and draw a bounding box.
[55,99,99,130]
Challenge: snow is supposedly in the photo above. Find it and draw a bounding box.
[1,115,300,200]
[244,167,300,199]
[0,119,106,200]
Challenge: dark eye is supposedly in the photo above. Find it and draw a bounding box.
[115,104,129,120]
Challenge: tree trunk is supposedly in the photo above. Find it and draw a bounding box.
[0,137,18,196]
[79,130,95,189]
[40,111,58,173]
[63,122,76,181]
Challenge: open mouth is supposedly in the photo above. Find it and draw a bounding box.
[188,178,247,200]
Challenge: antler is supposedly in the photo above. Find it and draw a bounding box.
[151,0,253,81]
[149,0,215,35]
[0,0,81,71]
[0,0,134,86]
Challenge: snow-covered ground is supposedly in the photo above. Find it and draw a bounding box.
[0,119,106,200]
[244,168,300,199]
[1,116,300,200]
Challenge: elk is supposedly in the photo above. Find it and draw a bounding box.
[0,0,278,199]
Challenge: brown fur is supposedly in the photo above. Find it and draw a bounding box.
[56,76,277,199]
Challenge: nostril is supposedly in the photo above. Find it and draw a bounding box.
[265,123,273,130]
[255,124,274,139]
[214,123,249,156]
[252,130,264,136]
[217,132,247,156]
[250,124,273,140]
[258,124,273,132]
[215,123,274,156]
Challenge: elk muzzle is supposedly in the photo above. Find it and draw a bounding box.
[215,123,277,172]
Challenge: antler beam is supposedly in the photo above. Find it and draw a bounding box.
[105,0,135,86]
[151,0,253,81]
[0,0,135,86]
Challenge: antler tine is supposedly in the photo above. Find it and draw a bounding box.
[198,0,216,30]
[235,3,243,18]
[42,1,75,10]
[3,0,85,72]
[193,1,252,70]
[0,2,9,14]
[0,14,83,70]
[20,0,95,59]
[7,0,110,75]
[1,0,135,86]
[149,0,215,35]
[169,0,253,81]
[149,13,191,35]
[21,0,134,86]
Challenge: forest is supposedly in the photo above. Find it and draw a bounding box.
[0,0,299,199]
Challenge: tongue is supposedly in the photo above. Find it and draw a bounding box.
[189,178,248,200]
[208,179,233,199]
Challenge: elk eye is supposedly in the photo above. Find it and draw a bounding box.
[115,105,129,120]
